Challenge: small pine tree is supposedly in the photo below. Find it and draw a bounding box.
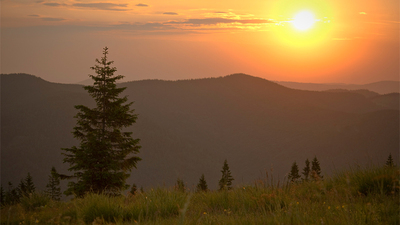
[302,159,311,182]
[196,174,208,192]
[24,173,36,195]
[45,167,62,201]
[0,186,4,205]
[175,178,185,192]
[140,186,144,193]
[386,153,394,167]
[288,161,301,183]
[219,159,234,190]
[311,156,323,181]
[18,179,27,198]
[5,182,19,205]
[130,184,137,195]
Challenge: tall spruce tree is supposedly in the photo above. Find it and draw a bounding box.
[288,161,301,183]
[45,167,62,201]
[311,156,323,181]
[302,159,311,182]
[219,159,234,190]
[61,47,141,197]
[196,174,208,192]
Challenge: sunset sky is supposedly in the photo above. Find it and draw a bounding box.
[1,0,399,84]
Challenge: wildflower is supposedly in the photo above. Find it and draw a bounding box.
[342,205,344,208]
[328,206,330,209]
[297,202,299,205]
[35,219,39,224]
[203,212,207,215]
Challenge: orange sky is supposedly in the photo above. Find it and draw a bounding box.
[1,0,399,84]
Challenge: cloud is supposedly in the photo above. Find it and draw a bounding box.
[43,2,65,6]
[29,14,40,17]
[72,3,129,11]
[163,12,178,15]
[41,17,66,21]
[169,17,272,25]
[112,22,169,31]
[135,3,148,7]
[359,12,367,15]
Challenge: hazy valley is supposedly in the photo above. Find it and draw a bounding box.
[1,73,399,191]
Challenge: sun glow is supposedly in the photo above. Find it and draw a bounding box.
[292,11,315,31]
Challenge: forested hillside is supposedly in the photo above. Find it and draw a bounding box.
[1,73,399,191]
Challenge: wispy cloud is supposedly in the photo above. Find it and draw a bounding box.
[169,17,273,25]
[135,3,148,7]
[43,2,66,7]
[72,3,129,11]
[163,12,178,15]
[41,17,66,21]
[28,14,66,21]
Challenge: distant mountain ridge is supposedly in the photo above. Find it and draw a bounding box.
[277,80,400,95]
[1,73,399,192]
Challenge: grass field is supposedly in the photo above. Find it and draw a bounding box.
[1,165,399,225]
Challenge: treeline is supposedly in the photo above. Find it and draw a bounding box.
[1,167,61,206]
[1,153,396,207]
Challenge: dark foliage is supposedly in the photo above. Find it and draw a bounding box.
[196,174,208,192]
[288,161,301,183]
[61,47,141,197]
[311,156,323,181]
[219,160,234,190]
[45,167,62,201]
[302,159,311,182]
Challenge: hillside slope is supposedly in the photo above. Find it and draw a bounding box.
[1,73,399,191]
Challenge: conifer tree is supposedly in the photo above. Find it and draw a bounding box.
[130,184,137,195]
[175,178,185,192]
[18,179,27,198]
[61,47,141,197]
[302,159,311,182]
[386,153,394,167]
[0,186,4,205]
[311,156,323,181]
[219,159,234,190]
[24,173,35,195]
[45,167,62,201]
[288,161,301,183]
[5,182,19,205]
[196,174,208,192]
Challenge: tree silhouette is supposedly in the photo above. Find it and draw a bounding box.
[61,47,141,197]
[175,178,185,192]
[0,186,4,205]
[196,174,208,192]
[288,161,301,183]
[219,159,234,190]
[130,184,137,195]
[311,156,323,181]
[386,153,394,167]
[45,167,62,201]
[302,159,311,182]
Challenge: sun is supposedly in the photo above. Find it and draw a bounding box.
[292,11,315,31]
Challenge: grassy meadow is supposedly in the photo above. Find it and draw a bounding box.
[1,165,399,225]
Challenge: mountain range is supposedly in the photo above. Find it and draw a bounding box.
[1,73,399,191]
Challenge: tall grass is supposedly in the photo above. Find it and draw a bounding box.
[1,165,398,225]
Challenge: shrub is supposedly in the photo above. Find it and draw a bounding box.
[75,193,123,224]
[20,192,50,211]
